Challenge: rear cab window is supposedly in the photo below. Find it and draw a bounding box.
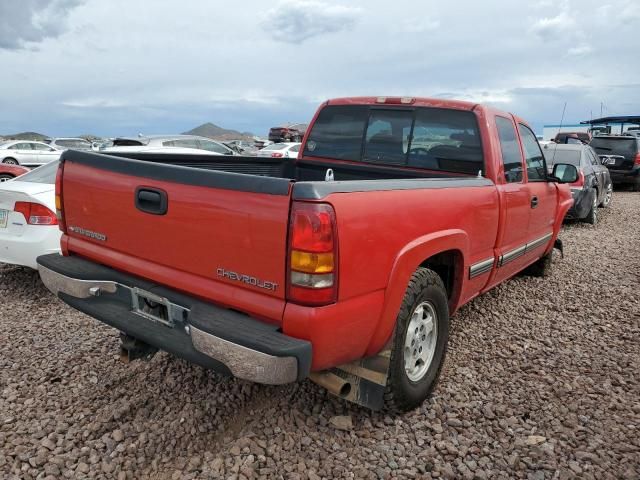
[303,105,484,175]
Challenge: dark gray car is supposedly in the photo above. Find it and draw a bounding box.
[544,143,612,225]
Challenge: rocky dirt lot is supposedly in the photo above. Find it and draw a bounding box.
[1,193,639,480]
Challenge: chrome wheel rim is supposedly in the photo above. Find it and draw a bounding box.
[0,176,10,182]
[404,301,438,382]
[604,184,612,205]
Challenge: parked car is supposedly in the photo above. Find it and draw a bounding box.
[0,164,30,182]
[0,141,61,166]
[46,138,92,151]
[589,135,640,191]
[224,140,258,154]
[0,161,60,268]
[37,96,577,412]
[268,123,307,143]
[543,143,612,224]
[553,132,591,144]
[257,142,301,158]
[102,135,236,156]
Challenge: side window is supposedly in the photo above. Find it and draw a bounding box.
[198,140,228,154]
[10,143,31,150]
[363,110,413,165]
[495,116,523,183]
[162,140,176,147]
[518,124,547,181]
[174,139,199,149]
[32,143,51,151]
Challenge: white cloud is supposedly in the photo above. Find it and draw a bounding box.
[261,0,361,43]
[530,11,575,40]
[567,44,592,56]
[0,0,84,49]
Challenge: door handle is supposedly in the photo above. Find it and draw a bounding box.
[135,187,168,215]
[530,196,539,208]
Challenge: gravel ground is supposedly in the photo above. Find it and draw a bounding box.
[1,192,638,480]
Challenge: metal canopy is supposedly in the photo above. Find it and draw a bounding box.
[581,115,640,125]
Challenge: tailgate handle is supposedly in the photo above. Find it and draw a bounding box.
[135,187,168,215]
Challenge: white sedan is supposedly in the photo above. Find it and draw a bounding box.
[0,161,60,269]
[257,142,301,159]
[0,140,62,166]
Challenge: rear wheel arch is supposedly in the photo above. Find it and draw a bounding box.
[365,231,469,357]
[2,157,19,165]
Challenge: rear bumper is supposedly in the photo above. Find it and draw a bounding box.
[607,167,640,185]
[0,227,61,269]
[36,253,312,385]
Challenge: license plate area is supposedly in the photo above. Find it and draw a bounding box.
[0,209,8,228]
[130,287,185,327]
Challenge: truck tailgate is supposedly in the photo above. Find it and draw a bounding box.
[60,152,293,322]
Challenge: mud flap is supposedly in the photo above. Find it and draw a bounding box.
[311,350,391,411]
[554,238,564,258]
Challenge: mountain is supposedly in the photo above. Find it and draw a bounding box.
[182,122,255,141]
[1,131,50,141]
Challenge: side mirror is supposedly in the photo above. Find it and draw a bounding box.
[550,163,579,183]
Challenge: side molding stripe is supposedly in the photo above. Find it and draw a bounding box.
[498,232,553,268]
[469,257,495,279]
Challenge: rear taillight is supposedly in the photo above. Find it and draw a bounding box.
[570,169,585,188]
[634,153,640,166]
[13,202,58,225]
[271,152,284,158]
[287,202,338,306]
[55,162,66,232]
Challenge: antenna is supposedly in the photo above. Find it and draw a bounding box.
[551,101,567,166]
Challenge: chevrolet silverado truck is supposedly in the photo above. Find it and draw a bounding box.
[37,97,578,411]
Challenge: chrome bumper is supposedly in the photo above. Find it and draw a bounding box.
[38,263,299,385]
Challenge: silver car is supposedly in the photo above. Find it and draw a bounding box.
[47,138,92,151]
[0,141,62,166]
[102,135,236,155]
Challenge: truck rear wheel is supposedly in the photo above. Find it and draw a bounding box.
[384,268,449,412]
[523,251,553,277]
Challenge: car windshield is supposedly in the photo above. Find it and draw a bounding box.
[543,147,581,166]
[18,161,58,184]
[590,137,637,156]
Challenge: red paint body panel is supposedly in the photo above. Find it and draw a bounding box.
[58,96,572,373]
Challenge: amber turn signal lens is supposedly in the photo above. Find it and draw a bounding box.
[290,250,334,274]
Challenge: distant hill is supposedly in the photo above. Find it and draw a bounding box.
[182,123,255,141]
[1,131,50,141]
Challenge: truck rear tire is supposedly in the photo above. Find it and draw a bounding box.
[384,267,449,412]
[523,251,553,278]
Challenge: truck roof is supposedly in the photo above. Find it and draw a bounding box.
[324,96,528,125]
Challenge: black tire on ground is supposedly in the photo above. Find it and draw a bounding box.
[523,251,553,277]
[2,158,18,165]
[599,182,613,208]
[384,267,449,412]
[584,188,598,225]
[0,174,14,182]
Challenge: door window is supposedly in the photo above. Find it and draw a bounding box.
[31,143,52,151]
[496,116,523,183]
[9,143,31,150]
[198,140,229,154]
[518,124,547,181]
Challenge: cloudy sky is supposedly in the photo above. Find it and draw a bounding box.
[1,0,639,137]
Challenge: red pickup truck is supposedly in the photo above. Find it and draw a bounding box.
[37,97,577,411]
